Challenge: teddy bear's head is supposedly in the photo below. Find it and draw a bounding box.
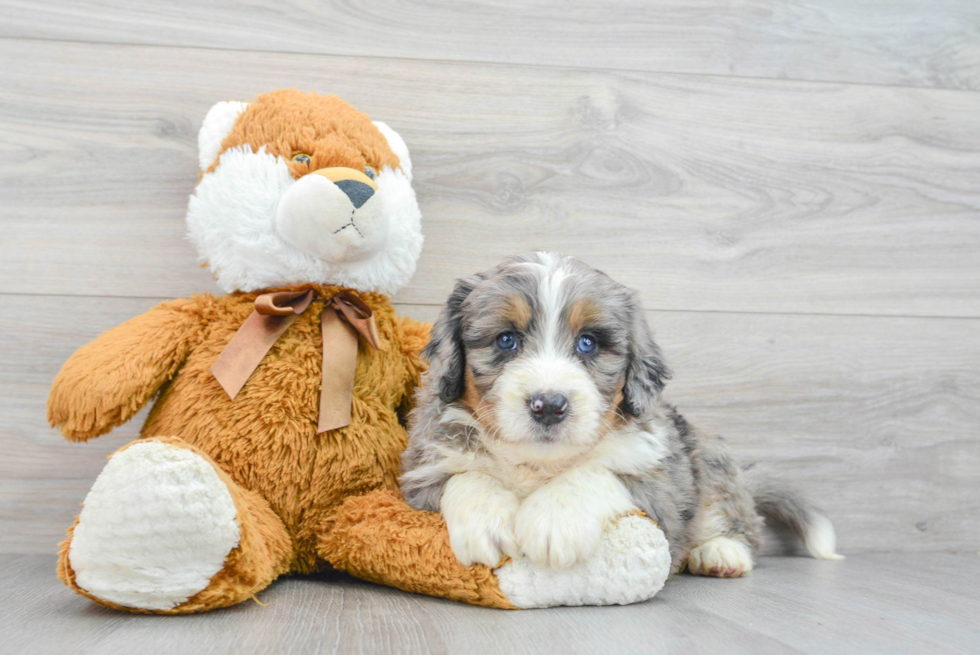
[187,89,422,295]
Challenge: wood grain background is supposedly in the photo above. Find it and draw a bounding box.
[0,1,977,557]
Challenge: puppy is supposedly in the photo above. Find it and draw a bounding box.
[400,252,842,575]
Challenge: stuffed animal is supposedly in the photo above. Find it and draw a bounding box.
[48,89,670,613]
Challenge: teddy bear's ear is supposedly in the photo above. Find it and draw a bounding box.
[198,101,250,172]
[372,121,413,181]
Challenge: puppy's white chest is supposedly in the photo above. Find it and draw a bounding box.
[500,465,555,500]
[487,455,576,500]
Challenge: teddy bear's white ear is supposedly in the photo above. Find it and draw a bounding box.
[373,121,412,181]
[198,101,249,172]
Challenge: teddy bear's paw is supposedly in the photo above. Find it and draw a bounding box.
[68,440,240,610]
[494,515,671,608]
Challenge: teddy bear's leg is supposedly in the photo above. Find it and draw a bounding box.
[318,489,517,608]
[492,514,672,608]
[58,436,292,613]
[320,490,672,609]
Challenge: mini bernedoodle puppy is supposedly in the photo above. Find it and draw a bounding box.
[400,252,842,576]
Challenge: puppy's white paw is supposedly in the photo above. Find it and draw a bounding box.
[687,536,754,577]
[513,487,605,569]
[442,472,520,567]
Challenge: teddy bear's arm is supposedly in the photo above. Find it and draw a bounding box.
[319,489,515,609]
[48,298,206,442]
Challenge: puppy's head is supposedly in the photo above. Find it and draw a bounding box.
[425,252,670,463]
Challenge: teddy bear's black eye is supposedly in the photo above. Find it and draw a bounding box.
[291,153,311,165]
[364,166,376,180]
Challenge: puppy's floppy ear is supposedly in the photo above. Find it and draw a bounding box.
[423,275,482,403]
[621,294,672,417]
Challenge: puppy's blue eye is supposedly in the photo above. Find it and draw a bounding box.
[577,335,597,355]
[496,332,518,351]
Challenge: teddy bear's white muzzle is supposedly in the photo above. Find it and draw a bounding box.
[275,168,389,264]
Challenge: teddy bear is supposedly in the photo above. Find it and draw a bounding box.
[48,89,670,613]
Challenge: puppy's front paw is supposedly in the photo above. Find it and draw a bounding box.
[442,473,520,568]
[513,489,604,569]
[687,536,754,577]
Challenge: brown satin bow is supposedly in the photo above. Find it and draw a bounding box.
[210,289,382,433]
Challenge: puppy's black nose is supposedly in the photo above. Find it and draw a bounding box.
[335,179,375,209]
[528,393,569,425]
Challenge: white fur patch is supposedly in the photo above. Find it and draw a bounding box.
[441,471,521,567]
[186,146,422,294]
[804,513,846,561]
[491,352,604,461]
[274,173,390,264]
[372,121,412,180]
[512,463,637,568]
[421,406,668,504]
[591,423,669,475]
[496,515,670,608]
[198,101,248,172]
[687,536,754,577]
[68,441,240,610]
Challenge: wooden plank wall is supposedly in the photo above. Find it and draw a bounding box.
[1,1,977,556]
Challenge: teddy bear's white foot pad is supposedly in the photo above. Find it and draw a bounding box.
[494,515,671,608]
[68,440,240,610]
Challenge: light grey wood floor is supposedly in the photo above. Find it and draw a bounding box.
[0,0,978,651]
[2,553,978,655]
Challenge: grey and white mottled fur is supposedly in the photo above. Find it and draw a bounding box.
[400,252,842,575]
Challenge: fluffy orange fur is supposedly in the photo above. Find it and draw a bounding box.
[208,90,402,178]
[51,286,514,611]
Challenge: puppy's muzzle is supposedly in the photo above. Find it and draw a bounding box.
[528,393,569,426]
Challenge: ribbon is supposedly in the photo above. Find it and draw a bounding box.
[210,289,382,433]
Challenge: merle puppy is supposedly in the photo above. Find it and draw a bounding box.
[400,252,841,575]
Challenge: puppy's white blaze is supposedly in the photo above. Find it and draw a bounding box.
[441,471,521,567]
[534,252,573,349]
[513,464,637,569]
[804,513,845,561]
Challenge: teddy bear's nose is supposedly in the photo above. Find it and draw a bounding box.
[310,167,378,209]
[334,179,375,209]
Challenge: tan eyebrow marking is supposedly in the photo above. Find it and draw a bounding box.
[567,297,602,335]
[500,294,533,331]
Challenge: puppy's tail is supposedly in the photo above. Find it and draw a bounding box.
[743,465,844,561]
